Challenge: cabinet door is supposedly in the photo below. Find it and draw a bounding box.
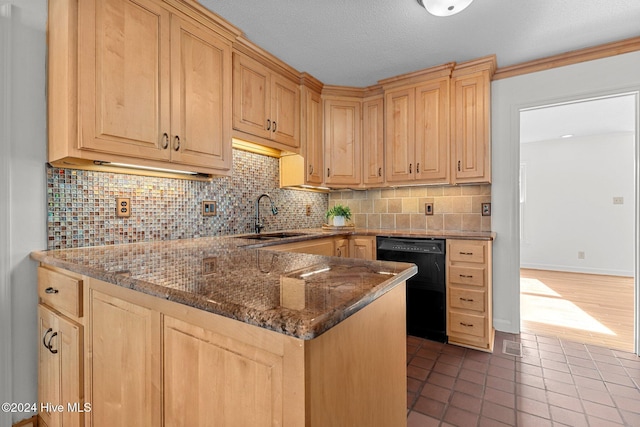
[78,0,171,160]
[349,236,376,260]
[90,291,157,427]
[415,78,450,183]
[362,97,385,185]
[38,305,83,427]
[233,53,271,139]
[385,88,415,183]
[334,238,349,258]
[164,316,284,427]
[451,71,490,184]
[169,15,232,171]
[302,87,324,185]
[271,73,300,148]
[324,99,361,186]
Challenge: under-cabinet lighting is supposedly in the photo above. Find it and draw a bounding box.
[300,267,331,278]
[105,162,199,175]
[377,271,397,276]
[560,134,574,139]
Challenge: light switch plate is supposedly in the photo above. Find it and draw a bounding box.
[202,201,217,216]
[116,198,131,217]
[425,203,434,216]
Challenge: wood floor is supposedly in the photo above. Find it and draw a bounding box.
[520,268,635,353]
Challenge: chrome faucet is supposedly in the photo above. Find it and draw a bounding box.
[255,193,278,234]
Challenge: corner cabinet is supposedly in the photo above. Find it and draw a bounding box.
[362,94,385,186]
[446,239,494,352]
[323,94,362,187]
[301,77,324,185]
[450,56,496,184]
[48,0,236,176]
[232,49,301,151]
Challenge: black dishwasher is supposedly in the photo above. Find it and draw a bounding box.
[376,237,446,342]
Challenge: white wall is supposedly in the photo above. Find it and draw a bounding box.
[520,132,635,276]
[0,1,48,424]
[492,51,640,336]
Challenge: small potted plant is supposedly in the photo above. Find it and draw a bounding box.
[326,204,352,227]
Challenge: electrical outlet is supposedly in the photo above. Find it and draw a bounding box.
[116,198,131,217]
[613,197,624,205]
[482,202,492,216]
[578,251,585,260]
[202,201,217,216]
[424,203,433,216]
[306,205,311,216]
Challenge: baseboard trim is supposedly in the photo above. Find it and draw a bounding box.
[520,263,634,278]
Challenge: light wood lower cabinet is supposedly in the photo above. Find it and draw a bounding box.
[267,237,336,256]
[349,236,376,260]
[446,239,494,352]
[85,273,405,426]
[38,305,83,427]
[37,266,84,427]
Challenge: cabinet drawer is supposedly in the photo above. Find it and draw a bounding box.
[449,311,486,339]
[448,241,486,263]
[38,267,83,319]
[449,265,485,287]
[449,288,485,312]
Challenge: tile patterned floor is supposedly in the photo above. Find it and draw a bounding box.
[407,331,640,426]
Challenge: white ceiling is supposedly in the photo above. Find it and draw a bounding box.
[520,95,637,144]
[199,0,640,87]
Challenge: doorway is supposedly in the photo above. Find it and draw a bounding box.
[519,94,637,352]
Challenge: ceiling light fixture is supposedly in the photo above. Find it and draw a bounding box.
[417,0,474,16]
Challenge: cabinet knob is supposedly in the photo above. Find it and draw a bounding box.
[173,135,181,151]
[272,121,277,132]
[45,287,59,294]
[161,133,169,149]
[266,119,271,131]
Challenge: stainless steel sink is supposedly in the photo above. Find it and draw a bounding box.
[234,232,307,240]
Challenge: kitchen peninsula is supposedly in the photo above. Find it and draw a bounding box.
[31,231,417,427]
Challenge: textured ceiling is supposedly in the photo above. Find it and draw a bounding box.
[199,0,640,87]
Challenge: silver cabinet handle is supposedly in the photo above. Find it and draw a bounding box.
[417,163,420,173]
[460,322,474,327]
[460,274,473,279]
[378,167,382,177]
[45,287,59,294]
[409,163,412,174]
[266,119,271,130]
[458,160,461,171]
[327,168,330,177]
[161,133,169,149]
[460,297,474,302]
[173,135,180,151]
[309,165,313,175]
[272,121,277,132]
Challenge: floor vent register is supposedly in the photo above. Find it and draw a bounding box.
[502,340,524,357]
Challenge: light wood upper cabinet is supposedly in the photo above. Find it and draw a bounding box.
[362,95,385,186]
[78,0,171,161]
[451,56,496,184]
[49,0,237,176]
[383,66,452,185]
[302,83,324,185]
[324,97,362,186]
[233,51,300,150]
[169,15,232,171]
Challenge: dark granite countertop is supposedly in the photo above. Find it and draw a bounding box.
[31,233,417,340]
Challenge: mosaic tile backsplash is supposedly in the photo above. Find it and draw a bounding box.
[47,149,328,249]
